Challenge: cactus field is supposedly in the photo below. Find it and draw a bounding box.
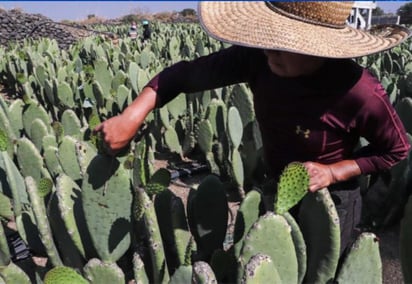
[0,22,411,283]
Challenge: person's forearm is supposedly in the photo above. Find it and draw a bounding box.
[328,160,362,183]
[93,87,158,154]
[304,160,361,192]
[122,87,157,127]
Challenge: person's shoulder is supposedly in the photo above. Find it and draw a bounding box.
[344,62,391,111]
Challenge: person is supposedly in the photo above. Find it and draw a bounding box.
[128,21,138,40]
[94,2,411,254]
[141,20,151,42]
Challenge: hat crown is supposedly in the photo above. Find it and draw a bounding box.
[267,1,354,28]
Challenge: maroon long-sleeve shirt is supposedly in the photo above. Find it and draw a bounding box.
[146,46,410,178]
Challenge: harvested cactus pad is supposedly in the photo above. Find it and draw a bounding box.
[275,162,309,214]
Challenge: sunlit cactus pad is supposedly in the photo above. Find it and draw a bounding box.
[275,162,309,214]
[0,129,8,151]
[44,266,88,284]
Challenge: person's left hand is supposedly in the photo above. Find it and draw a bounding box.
[303,162,335,192]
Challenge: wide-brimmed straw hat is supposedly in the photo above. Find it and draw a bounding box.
[198,1,411,58]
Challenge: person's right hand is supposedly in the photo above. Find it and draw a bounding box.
[93,87,157,155]
[94,113,141,155]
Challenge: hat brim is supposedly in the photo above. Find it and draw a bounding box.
[198,1,411,58]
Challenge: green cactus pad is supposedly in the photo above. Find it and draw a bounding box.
[197,119,214,154]
[232,149,244,187]
[282,212,307,284]
[145,168,171,196]
[30,118,49,151]
[170,265,192,284]
[0,129,8,152]
[0,193,13,221]
[37,178,53,197]
[61,109,82,138]
[88,112,101,130]
[55,174,89,259]
[230,84,255,127]
[82,155,133,263]
[22,103,51,136]
[0,221,11,266]
[187,175,228,261]
[238,213,298,284]
[192,261,217,283]
[0,262,31,284]
[228,106,243,149]
[52,121,64,142]
[164,126,182,154]
[16,137,44,182]
[26,176,63,267]
[167,93,187,120]
[133,252,149,284]
[57,81,76,108]
[335,233,382,284]
[44,266,88,284]
[8,99,24,138]
[233,190,262,258]
[298,189,340,284]
[274,162,309,214]
[83,258,125,284]
[241,254,281,284]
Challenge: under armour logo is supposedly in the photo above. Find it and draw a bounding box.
[296,125,310,138]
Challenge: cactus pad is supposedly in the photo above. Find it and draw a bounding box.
[0,129,8,152]
[37,178,53,197]
[274,162,309,214]
[44,266,88,284]
[145,168,170,197]
[241,254,280,284]
[335,232,382,284]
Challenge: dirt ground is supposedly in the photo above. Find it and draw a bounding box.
[376,224,404,284]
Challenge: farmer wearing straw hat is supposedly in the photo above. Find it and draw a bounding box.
[95,2,411,253]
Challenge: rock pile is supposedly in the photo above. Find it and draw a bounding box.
[0,9,93,49]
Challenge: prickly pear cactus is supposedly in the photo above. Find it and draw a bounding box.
[238,213,298,284]
[0,129,8,152]
[82,155,133,263]
[233,189,262,258]
[298,188,340,284]
[169,265,192,284]
[0,262,31,284]
[37,177,53,197]
[145,168,170,196]
[334,232,382,284]
[43,266,88,284]
[83,258,125,284]
[0,221,10,267]
[241,254,280,284]
[282,212,306,284]
[187,175,228,261]
[192,261,217,284]
[274,162,309,214]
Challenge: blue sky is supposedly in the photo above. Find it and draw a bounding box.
[0,1,408,21]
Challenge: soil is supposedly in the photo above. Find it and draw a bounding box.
[375,224,404,284]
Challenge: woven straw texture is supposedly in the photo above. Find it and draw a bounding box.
[199,1,411,58]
